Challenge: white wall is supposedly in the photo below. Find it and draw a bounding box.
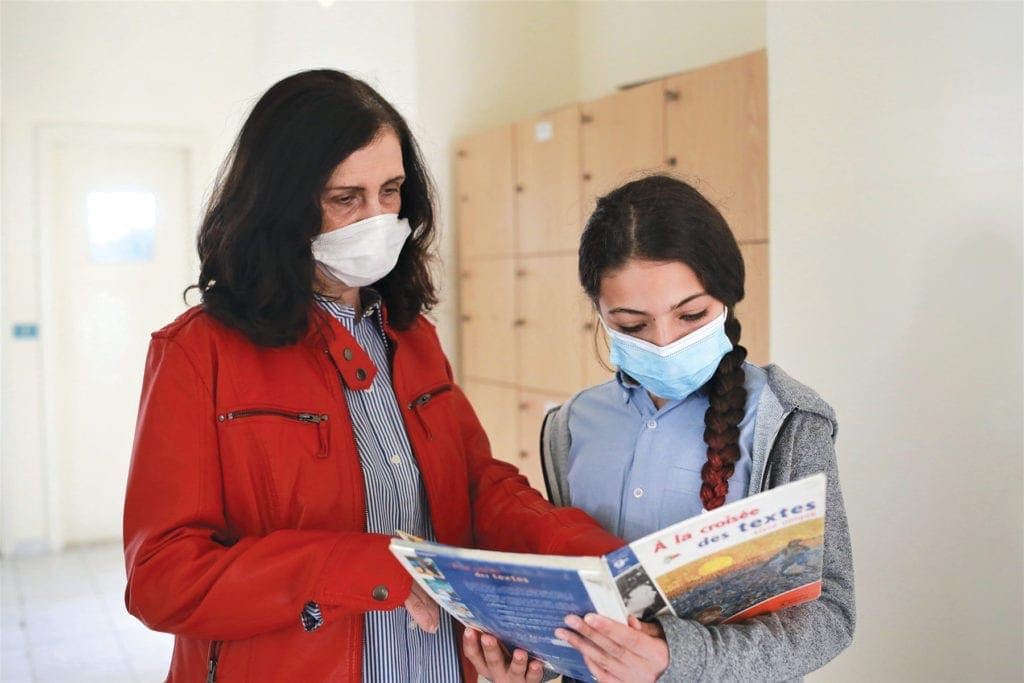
[0,0,417,555]
[577,0,765,101]
[767,2,1023,680]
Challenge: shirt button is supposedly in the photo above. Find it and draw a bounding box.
[408,620,418,630]
[633,487,644,498]
[647,420,657,429]
[390,455,402,465]
[343,348,353,361]
[355,368,367,381]
[372,585,389,601]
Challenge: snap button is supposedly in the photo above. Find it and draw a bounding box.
[355,368,367,381]
[343,348,353,361]
[633,487,644,498]
[372,585,389,601]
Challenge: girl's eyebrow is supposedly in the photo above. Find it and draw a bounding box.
[608,293,707,316]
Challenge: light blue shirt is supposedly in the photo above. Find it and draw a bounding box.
[566,363,767,542]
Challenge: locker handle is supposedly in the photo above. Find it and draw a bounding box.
[513,319,526,327]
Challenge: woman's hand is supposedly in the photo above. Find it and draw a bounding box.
[555,613,669,683]
[404,581,440,633]
[463,627,545,683]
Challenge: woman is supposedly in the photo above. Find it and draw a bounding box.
[121,69,622,682]
[466,175,855,681]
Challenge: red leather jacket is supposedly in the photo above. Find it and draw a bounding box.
[123,305,623,682]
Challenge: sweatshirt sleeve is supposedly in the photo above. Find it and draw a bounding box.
[656,412,856,682]
[123,336,412,642]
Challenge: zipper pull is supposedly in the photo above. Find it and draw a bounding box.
[296,412,328,424]
[409,393,433,409]
[207,642,220,683]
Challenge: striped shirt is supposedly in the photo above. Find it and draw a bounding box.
[312,294,461,683]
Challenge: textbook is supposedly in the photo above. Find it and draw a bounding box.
[389,473,826,682]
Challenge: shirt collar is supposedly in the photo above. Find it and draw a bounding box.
[314,287,382,321]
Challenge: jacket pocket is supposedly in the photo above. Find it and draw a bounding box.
[218,408,330,458]
[406,384,453,441]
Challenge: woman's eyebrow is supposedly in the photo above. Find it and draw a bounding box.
[608,293,706,316]
[324,175,405,192]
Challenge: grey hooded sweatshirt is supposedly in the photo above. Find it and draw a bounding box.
[541,364,855,682]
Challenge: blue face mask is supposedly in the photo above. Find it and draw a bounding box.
[601,308,733,401]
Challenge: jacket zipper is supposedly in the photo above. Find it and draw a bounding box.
[407,385,453,440]
[217,409,331,458]
[207,641,221,683]
[218,409,327,424]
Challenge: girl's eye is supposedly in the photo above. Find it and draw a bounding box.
[619,324,645,334]
[680,310,708,323]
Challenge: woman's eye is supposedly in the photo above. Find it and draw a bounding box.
[333,195,355,205]
[680,310,708,323]
[383,186,401,196]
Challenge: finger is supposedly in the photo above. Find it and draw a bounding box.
[405,587,440,633]
[480,633,509,671]
[558,615,635,680]
[508,648,529,678]
[526,659,545,683]
[462,628,493,676]
[582,653,626,683]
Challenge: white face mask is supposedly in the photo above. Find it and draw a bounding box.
[311,213,411,288]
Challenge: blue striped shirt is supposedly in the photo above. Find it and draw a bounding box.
[316,294,461,683]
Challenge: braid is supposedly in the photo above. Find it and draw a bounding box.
[699,314,748,510]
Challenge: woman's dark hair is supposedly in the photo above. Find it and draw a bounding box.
[191,69,437,346]
[579,174,748,510]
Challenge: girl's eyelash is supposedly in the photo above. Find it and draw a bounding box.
[619,324,644,333]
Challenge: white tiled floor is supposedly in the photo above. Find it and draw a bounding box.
[1,542,173,682]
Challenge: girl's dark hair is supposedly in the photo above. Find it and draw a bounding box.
[191,69,437,346]
[579,174,748,510]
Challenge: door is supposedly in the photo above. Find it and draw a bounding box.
[580,80,667,213]
[459,257,518,384]
[456,126,516,259]
[515,105,583,255]
[40,128,198,547]
[664,51,768,244]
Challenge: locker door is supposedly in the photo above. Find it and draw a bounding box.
[515,105,583,255]
[462,380,520,469]
[459,257,518,384]
[664,51,768,244]
[456,125,516,258]
[736,243,770,366]
[580,80,666,213]
[515,254,588,395]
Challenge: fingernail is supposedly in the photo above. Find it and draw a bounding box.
[514,651,525,663]
[564,614,582,628]
[584,613,601,626]
[554,628,569,640]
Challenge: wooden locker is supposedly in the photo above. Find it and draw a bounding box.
[456,125,516,258]
[459,257,518,384]
[515,254,588,395]
[580,79,667,214]
[514,104,583,255]
[517,389,572,497]
[462,379,520,469]
[736,242,769,366]
[664,50,768,244]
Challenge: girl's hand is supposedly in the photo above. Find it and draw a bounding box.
[404,581,440,633]
[463,627,545,683]
[554,613,669,683]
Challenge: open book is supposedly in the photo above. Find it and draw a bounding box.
[390,473,826,682]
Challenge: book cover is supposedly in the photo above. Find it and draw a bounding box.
[390,473,826,681]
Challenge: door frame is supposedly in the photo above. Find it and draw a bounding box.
[35,124,206,551]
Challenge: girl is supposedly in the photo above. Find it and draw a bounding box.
[466,175,854,682]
